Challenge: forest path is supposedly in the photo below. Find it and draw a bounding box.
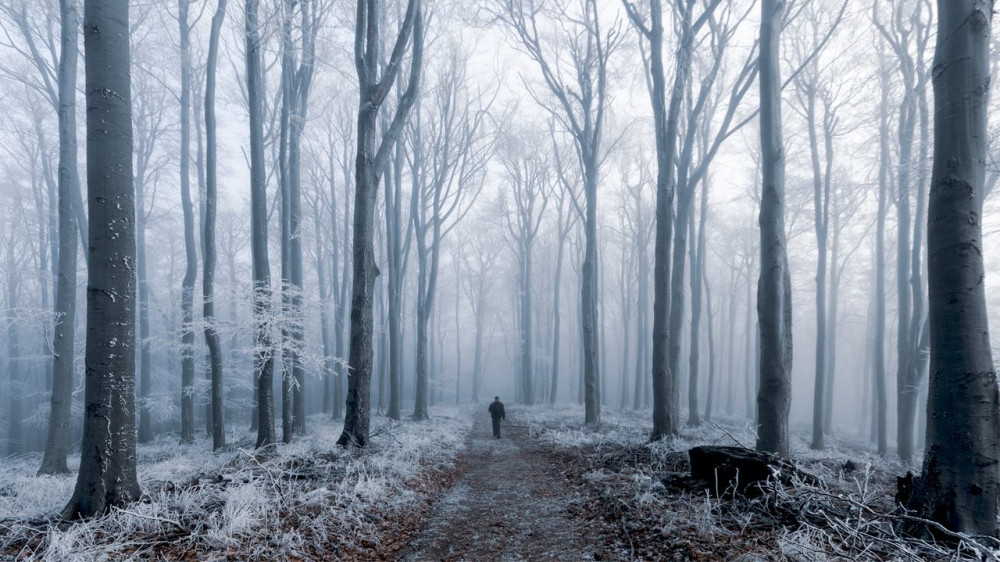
[398,411,611,561]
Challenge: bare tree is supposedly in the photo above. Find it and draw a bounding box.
[786,2,848,449]
[131,45,173,444]
[202,0,227,452]
[178,0,198,445]
[622,0,718,438]
[408,51,493,420]
[755,0,792,457]
[498,127,549,406]
[459,224,500,403]
[0,0,88,255]
[279,0,325,438]
[64,0,141,517]
[499,0,621,425]
[37,0,79,475]
[338,0,423,447]
[872,0,932,465]
[246,0,276,448]
[908,0,999,537]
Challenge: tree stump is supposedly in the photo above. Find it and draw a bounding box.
[688,446,820,497]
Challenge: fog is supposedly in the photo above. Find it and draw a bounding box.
[0,0,999,552]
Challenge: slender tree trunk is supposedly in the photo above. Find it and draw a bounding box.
[338,0,423,447]
[203,0,227,452]
[472,291,485,402]
[520,243,534,405]
[385,139,404,420]
[910,0,999,536]
[686,179,702,426]
[316,203,335,417]
[743,256,754,420]
[136,189,152,443]
[277,18,293,442]
[65,0,141,515]
[804,86,828,450]
[755,0,793,457]
[581,154,600,424]
[823,213,840,434]
[703,261,716,422]
[648,0,691,439]
[178,0,197,445]
[550,210,567,405]
[39,0,79,475]
[6,266,21,455]
[874,67,890,457]
[634,222,648,410]
[246,0,275,448]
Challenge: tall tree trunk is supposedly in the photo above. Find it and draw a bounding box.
[645,0,690,439]
[472,289,485,403]
[385,139,404,420]
[316,202,335,417]
[823,209,840,434]
[703,259,716,422]
[755,0,793,457]
[178,0,197,445]
[689,170,710,425]
[136,182,152,443]
[686,179,702,426]
[550,206,568,405]
[910,0,999,536]
[520,243,534,405]
[581,154,600,424]
[285,0,318,436]
[245,0,275,448]
[743,255,754,420]
[65,0,141,515]
[6,265,21,455]
[38,0,79,475]
[873,66,890,457]
[338,0,423,447]
[203,0,227,452]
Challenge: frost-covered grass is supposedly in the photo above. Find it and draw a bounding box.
[0,406,473,560]
[511,403,995,561]
[512,403,904,474]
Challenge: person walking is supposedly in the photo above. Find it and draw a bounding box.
[488,396,505,439]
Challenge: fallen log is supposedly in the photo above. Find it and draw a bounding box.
[687,446,821,497]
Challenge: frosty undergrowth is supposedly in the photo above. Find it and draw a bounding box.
[511,404,998,561]
[0,406,472,560]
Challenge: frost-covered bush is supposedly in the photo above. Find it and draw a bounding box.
[0,406,473,560]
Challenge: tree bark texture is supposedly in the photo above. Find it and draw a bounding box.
[911,0,999,537]
[65,0,141,516]
[755,0,792,458]
[245,0,276,448]
[338,0,422,447]
[38,0,79,476]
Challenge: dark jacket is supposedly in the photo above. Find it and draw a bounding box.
[488,400,505,420]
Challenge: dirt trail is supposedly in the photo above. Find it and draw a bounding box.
[399,412,612,561]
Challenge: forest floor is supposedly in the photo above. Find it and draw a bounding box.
[395,405,998,561]
[398,413,613,561]
[1,404,995,560]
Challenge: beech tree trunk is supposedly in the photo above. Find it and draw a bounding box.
[177,0,198,445]
[873,65,890,457]
[245,0,275,448]
[624,0,691,439]
[65,0,141,516]
[203,0,227,452]
[338,0,423,447]
[755,0,792,458]
[910,0,999,536]
[38,0,79,475]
